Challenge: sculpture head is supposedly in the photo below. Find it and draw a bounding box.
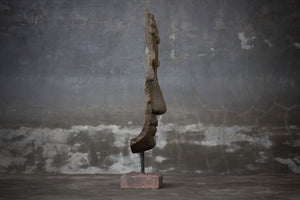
[130,10,166,153]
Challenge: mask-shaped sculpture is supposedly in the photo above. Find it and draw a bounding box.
[130,10,167,153]
[121,10,165,189]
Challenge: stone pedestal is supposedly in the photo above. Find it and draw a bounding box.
[120,172,163,189]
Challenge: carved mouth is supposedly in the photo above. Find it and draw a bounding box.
[149,125,157,137]
[150,122,158,127]
[150,114,158,127]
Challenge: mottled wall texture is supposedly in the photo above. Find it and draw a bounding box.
[0,0,300,174]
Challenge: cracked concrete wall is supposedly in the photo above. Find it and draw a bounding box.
[0,0,300,174]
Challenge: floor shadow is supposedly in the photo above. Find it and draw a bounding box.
[161,182,182,189]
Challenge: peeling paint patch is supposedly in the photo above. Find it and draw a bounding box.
[108,153,152,173]
[238,32,256,50]
[161,167,175,173]
[225,144,241,153]
[60,152,103,174]
[294,139,300,147]
[155,121,174,149]
[170,49,175,59]
[155,156,167,163]
[0,1,11,13]
[264,39,272,47]
[156,123,272,150]
[197,48,215,57]
[0,156,26,168]
[275,157,300,173]
[246,164,257,171]
[257,151,268,163]
[289,125,298,130]
[294,42,300,49]
[210,47,215,56]
[72,124,140,148]
[0,125,140,174]
[193,141,200,145]
[201,126,272,149]
[197,53,208,57]
[177,123,204,133]
[214,18,226,30]
[0,123,298,174]
[169,33,176,40]
[43,143,70,173]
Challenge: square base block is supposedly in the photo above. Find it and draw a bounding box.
[120,172,163,189]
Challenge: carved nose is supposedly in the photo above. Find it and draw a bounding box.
[150,80,167,115]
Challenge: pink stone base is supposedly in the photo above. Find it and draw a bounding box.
[120,172,163,189]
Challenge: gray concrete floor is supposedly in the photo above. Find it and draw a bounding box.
[0,174,299,200]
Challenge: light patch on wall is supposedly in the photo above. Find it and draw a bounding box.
[256,151,268,163]
[193,141,200,145]
[225,144,241,153]
[294,42,300,49]
[156,122,272,151]
[197,53,208,57]
[72,124,140,148]
[289,125,298,130]
[169,33,176,40]
[210,47,215,56]
[43,143,70,173]
[155,156,167,163]
[246,164,257,171]
[264,39,272,47]
[238,32,256,50]
[294,139,300,147]
[0,155,26,168]
[0,127,63,170]
[155,118,174,149]
[108,152,152,173]
[60,152,104,174]
[170,49,175,59]
[275,157,300,173]
[0,123,297,174]
[0,125,140,174]
[161,167,175,173]
[200,125,272,149]
[214,18,226,30]
[155,121,204,148]
[177,123,204,134]
[197,48,215,57]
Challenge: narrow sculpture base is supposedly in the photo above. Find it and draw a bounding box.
[120,172,163,189]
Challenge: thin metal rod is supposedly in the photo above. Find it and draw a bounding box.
[140,151,145,173]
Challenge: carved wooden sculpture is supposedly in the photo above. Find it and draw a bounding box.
[130,10,167,153]
[121,10,165,189]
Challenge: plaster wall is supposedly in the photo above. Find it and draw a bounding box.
[0,0,299,174]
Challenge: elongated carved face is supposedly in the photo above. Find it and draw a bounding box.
[148,77,166,133]
[130,10,166,153]
[146,80,166,144]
